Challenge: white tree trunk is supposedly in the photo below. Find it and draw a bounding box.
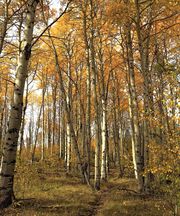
[66,123,71,172]
[0,0,39,208]
[128,96,138,179]
[101,99,107,181]
[89,0,101,190]
[82,3,91,181]
[123,13,144,191]
[66,60,72,173]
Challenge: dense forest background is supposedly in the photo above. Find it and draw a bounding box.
[0,0,179,215]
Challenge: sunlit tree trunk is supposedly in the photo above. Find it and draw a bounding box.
[52,80,57,154]
[58,90,62,159]
[122,7,144,190]
[66,105,71,172]
[97,30,108,182]
[134,0,153,191]
[82,1,91,181]
[0,0,39,208]
[19,79,29,158]
[27,114,33,153]
[66,122,71,172]
[41,82,46,161]
[60,98,66,159]
[47,88,52,151]
[48,28,91,186]
[66,53,72,173]
[100,98,107,181]
[117,92,125,176]
[90,0,101,190]
[31,101,43,162]
[112,71,123,177]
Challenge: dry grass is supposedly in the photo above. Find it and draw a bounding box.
[96,178,172,216]
[0,160,175,216]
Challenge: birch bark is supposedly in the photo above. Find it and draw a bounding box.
[0,0,39,208]
[89,0,101,190]
[82,2,91,181]
[134,0,154,191]
[125,27,144,191]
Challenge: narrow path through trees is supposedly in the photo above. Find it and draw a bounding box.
[0,165,173,216]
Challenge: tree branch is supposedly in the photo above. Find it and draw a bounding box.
[0,76,15,85]
[31,0,72,48]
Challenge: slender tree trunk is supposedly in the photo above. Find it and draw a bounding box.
[28,115,33,153]
[52,81,57,154]
[31,102,43,162]
[105,120,109,176]
[66,123,71,172]
[41,85,46,161]
[60,98,66,159]
[91,62,101,186]
[0,0,10,54]
[58,91,62,159]
[89,0,101,190]
[48,30,91,187]
[123,10,144,191]
[97,30,108,182]
[117,94,124,176]
[112,72,123,177]
[66,58,72,173]
[47,89,52,151]
[0,0,39,208]
[19,79,29,158]
[134,0,153,191]
[100,98,107,181]
[82,3,91,181]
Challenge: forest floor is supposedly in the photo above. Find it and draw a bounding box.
[0,161,174,216]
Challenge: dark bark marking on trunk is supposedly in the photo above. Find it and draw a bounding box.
[24,44,31,60]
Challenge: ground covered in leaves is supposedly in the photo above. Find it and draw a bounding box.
[0,159,174,216]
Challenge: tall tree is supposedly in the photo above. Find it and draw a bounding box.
[0,0,39,208]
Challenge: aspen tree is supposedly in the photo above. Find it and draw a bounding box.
[98,35,108,182]
[47,88,52,150]
[124,24,144,191]
[117,80,125,176]
[81,0,91,181]
[52,80,57,154]
[19,67,37,158]
[60,97,66,159]
[19,79,29,158]
[89,0,101,190]
[58,87,64,159]
[134,0,154,190]
[41,73,47,161]
[44,8,91,185]
[0,0,21,150]
[66,58,72,173]
[116,0,145,192]
[111,70,123,177]
[31,97,44,162]
[51,42,90,185]
[0,0,39,208]
[0,0,11,54]
[41,87,45,161]
[94,7,109,180]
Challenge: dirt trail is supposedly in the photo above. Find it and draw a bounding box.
[89,191,107,216]
[88,178,172,216]
[89,181,120,216]
[0,170,172,216]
